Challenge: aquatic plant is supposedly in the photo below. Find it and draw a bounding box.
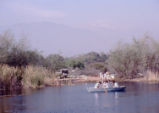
[144,71,159,82]
[23,66,55,89]
[0,65,56,90]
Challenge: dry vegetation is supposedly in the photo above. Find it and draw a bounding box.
[107,36,159,81]
[0,65,56,90]
[144,71,159,82]
[23,66,55,89]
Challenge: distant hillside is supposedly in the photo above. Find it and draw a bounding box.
[0,22,125,56]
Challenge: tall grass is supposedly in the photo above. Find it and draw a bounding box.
[0,65,56,90]
[0,65,23,90]
[144,71,159,82]
[23,66,55,89]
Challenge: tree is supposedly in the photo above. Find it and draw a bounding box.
[26,50,45,66]
[0,31,15,64]
[0,31,44,67]
[107,36,155,78]
[7,47,29,67]
[65,58,85,69]
[45,54,65,72]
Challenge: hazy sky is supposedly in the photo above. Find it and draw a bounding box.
[1,0,159,56]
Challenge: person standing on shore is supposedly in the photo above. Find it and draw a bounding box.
[103,72,110,81]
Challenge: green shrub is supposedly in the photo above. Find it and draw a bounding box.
[45,54,65,72]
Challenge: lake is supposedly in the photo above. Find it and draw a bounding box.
[1,82,159,113]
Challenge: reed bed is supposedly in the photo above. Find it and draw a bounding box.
[0,65,56,90]
[23,66,56,89]
[144,71,159,82]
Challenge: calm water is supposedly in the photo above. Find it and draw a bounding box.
[1,82,159,113]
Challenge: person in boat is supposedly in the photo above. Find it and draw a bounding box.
[94,81,102,88]
[107,81,114,88]
[103,81,109,88]
[114,81,119,87]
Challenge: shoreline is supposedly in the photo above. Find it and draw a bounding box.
[124,78,159,84]
[52,76,159,87]
[52,76,101,86]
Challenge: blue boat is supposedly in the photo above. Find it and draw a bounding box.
[87,86,126,93]
[106,86,126,92]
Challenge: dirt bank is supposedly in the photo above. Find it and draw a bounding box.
[52,76,100,86]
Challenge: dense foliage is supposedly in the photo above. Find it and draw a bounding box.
[107,36,159,78]
[45,54,65,72]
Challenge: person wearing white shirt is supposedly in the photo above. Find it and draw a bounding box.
[99,72,104,82]
[94,81,101,88]
[99,72,103,79]
[103,82,109,88]
[103,73,107,81]
[107,82,113,88]
[114,82,119,87]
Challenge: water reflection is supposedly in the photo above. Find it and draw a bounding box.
[114,92,119,99]
[94,93,99,106]
[0,89,22,96]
